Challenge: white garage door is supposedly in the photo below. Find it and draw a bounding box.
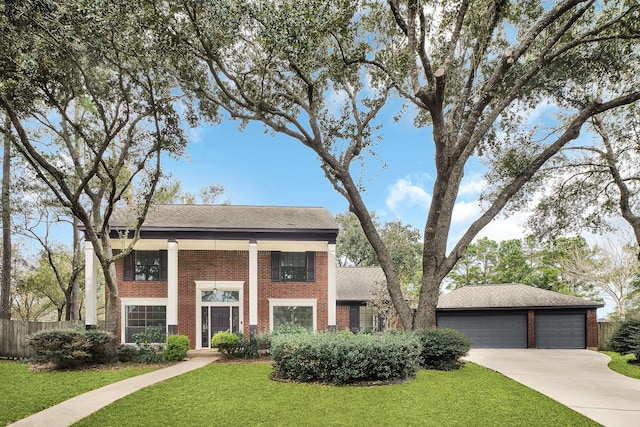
[437,313,527,348]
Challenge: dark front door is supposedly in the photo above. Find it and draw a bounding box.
[211,307,231,334]
[202,306,237,348]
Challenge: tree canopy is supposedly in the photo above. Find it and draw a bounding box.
[157,0,640,328]
[0,1,187,331]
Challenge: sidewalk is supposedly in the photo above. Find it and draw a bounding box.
[8,357,217,427]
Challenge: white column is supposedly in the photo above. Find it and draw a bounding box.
[327,243,337,330]
[249,240,258,334]
[167,239,179,335]
[84,241,97,327]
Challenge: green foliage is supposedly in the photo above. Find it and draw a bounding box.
[446,236,599,300]
[604,352,640,380]
[27,328,115,369]
[84,329,116,365]
[271,323,309,336]
[165,335,190,361]
[211,331,240,355]
[414,329,471,371]
[132,326,167,346]
[131,327,167,363]
[609,320,640,361]
[271,332,421,385]
[116,345,140,363]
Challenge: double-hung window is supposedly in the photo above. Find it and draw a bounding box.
[124,305,166,343]
[123,250,168,281]
[271,251,315,282]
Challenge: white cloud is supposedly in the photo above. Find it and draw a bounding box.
[451,200,482,224]
[458,174,486,197]
[385,178,431,212]
[475,213,529,242]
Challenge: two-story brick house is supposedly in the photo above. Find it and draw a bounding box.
[83,205,339,349]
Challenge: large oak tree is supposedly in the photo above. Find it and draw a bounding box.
[0,1,186,332]
[161,0,640,329]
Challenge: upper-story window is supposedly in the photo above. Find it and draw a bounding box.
[271,251,315,282]
[123,250,167,281]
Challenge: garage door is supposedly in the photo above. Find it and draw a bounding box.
[535,313,585,349]
[437,313,527,348]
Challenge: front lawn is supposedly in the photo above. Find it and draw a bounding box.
[75,362,597,426]
[604,351,640,379]
[0,361,156,426]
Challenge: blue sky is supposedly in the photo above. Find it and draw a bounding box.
[163,108,528,244]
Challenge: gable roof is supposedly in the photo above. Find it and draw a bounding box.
[336,267,386,301]
[437,284,603,310]
[107,205,339,242]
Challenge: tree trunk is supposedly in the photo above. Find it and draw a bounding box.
[0,129,11,320]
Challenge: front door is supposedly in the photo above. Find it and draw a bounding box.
[201,305,240,348]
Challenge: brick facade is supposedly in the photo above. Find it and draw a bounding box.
[116,249,330,348]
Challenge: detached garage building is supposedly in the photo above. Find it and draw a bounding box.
[436,284,603,350]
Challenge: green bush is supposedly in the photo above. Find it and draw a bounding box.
[84,329,116,364]
[211,331,240,355]
[165,335,190,361]
[272,323,308,336]
[414,328,471,370]
[271,331,421,385]
[132,327,166,363]
[116,344,140,363]
[28,328,115,369]
[610,319,640,362]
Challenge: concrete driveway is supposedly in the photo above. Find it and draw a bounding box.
[465,349,640,427]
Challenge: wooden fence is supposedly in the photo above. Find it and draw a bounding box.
[0,319,83,359]
[597,321,620,351]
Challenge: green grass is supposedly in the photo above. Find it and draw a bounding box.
[75,362,597,427]
[0,361,156,425]
[604,351,640,379]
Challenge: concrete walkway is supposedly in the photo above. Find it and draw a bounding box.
[465,349,640,427]
[8,357,216,427]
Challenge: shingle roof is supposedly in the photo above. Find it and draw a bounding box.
[335,270,603,309]
[336,267,386,301]
[437,284,603,309]
[109,205,339,232]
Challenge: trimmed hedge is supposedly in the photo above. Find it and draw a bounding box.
[414,328,471,370]
[211,331,240,355]
[28,328,115,369]
[610,319,640,362]
[165,335,190,361]
[271,331,421,385]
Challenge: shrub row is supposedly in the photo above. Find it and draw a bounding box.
[29,327,191,369]
[269,327,471,385]
[28,328,115,369]
[271,331,422,385]
[210,331,272,359]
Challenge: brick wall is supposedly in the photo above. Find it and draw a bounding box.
[336,305,351,331]
[527,310,536,348]
[586,308,598,350]
[115,249,329,348]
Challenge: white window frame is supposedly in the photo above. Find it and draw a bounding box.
[120,297,168,344]
[268,298,317,332]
